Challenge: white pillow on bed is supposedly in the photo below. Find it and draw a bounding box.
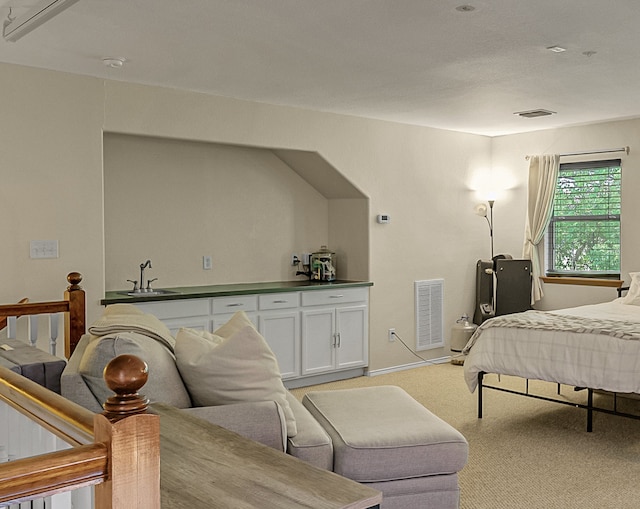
[620,272,640,305]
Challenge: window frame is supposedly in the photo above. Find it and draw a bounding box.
[545,158,621,278]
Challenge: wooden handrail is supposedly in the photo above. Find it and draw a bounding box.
[0,365,94,446]
[0,444,108,504]
[0,298,28,331]
[0,301,69,316]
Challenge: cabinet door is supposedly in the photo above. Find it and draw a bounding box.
[335,305,368,370]
[301,308,335,376]
[258,311,300,380]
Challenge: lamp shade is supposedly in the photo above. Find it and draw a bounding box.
[474,203,488,217]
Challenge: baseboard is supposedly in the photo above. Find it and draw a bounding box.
[283,368,366,389]
[366,356,451,377]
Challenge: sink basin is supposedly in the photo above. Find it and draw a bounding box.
[118,289,178,297]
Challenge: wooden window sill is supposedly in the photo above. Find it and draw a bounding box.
[540,276,623,288]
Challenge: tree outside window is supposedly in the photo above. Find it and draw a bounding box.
[546,159,621,277]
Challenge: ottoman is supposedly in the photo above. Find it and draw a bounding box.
[302,385,468,509]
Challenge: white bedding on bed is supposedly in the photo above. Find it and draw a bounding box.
[463,300,640,393]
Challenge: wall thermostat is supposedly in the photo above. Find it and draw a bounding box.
[376,214,391,224]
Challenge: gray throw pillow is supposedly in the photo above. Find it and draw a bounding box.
[78,331,191,409]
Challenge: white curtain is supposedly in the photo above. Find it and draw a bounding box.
[523,154,560,304]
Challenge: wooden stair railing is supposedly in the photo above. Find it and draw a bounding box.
[0,354,160,507]
[0,272,85,358]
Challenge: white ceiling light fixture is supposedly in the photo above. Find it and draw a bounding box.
[546,45,567,53]
[3,0,81,42]
[103,57,125,69]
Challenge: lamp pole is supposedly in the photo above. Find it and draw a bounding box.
[488,200,494,259]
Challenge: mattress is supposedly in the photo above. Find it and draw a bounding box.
[463,300,640,394]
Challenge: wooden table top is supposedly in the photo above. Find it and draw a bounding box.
[151,403,382,509]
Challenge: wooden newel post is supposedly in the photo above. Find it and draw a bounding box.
[94,355,161,509]
[64,271,86,359]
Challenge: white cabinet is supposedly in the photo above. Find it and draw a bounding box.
[257,293,300,380]
[301,288,368,376]
[130,285,369,386]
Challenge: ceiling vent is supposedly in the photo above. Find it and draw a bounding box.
[514,109,556,118]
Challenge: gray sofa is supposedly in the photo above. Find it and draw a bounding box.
[61,306,467,508]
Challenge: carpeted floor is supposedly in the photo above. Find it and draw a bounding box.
[290,363,640,509]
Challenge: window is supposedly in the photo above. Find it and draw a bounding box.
[546,159,621,277]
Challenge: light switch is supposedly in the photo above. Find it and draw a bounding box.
[30,240,59,259]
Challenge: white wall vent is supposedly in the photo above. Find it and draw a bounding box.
[415,279,444,351]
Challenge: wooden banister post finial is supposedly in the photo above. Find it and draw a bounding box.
[66,272,83,291]
[102,354,150,422]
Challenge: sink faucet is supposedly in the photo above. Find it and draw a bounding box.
[140,260,152,291]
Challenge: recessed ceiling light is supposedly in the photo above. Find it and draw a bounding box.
[102,57,126,69]
[455,5,476,12]
[514,109,556,118]
[546,46,567,53]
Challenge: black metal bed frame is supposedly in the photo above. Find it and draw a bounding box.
[477,372,640,432]
[476,284,639,432]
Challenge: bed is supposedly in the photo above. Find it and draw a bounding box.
[462,272,640,431]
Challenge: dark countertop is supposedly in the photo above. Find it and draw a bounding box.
[102,279,373,305]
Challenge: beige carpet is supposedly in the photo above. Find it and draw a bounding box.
[290,363,640,509]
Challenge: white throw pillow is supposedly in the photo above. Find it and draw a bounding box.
[621,272,640,305]
[174,312,297,437]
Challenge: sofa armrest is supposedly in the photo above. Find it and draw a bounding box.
[285,392,333,470]
[60,334,103,413]
[184,401,287,452]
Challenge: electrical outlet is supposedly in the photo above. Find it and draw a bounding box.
[203,255,212,270]
[292,254,300,266]
[388,328,396,342]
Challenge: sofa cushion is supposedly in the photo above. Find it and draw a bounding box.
[78,331,192,409]
[88,303,176,352]
[175,311,297,437]
[285,392,333,470]
[185,401,287,452]
[303,386,468,482]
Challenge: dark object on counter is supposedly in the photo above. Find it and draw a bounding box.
[310,246,336,282]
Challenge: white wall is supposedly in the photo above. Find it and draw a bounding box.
[102,81,493,370]
[103,133,331,289]
[7,62,636,373]
[491,119,640,309]
[1,64,492,372]
[0,64,105,308]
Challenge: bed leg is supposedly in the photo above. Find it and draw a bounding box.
[478,372,484,419]
[587,389,593,432]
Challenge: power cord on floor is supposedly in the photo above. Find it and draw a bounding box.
[391,330,441,366]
